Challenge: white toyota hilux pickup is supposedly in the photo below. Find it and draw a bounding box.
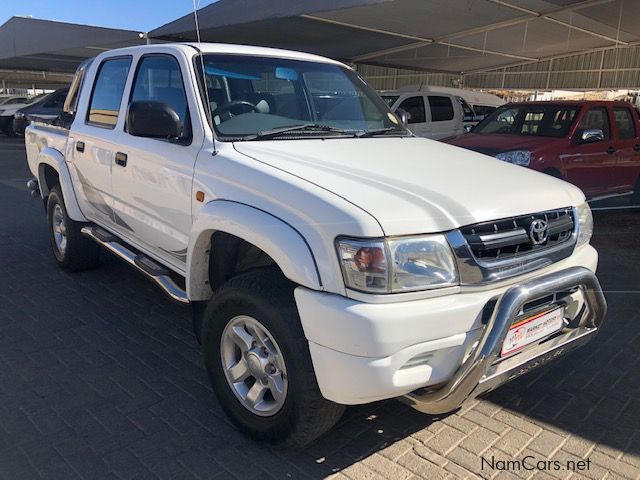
[25,43,606,447]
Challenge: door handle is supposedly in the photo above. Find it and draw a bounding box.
[607,146,616,155]
[76,141,85,153]
[115,152,128,167]
[634,144,640,152]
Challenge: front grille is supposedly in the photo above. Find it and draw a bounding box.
[461,208,574,261]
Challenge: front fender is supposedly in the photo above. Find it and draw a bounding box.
[187,200,322,301]
[37,147,87,222]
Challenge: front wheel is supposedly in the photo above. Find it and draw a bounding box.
[202,269,345,447]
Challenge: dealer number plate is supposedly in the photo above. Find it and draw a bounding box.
[501,307,565,357]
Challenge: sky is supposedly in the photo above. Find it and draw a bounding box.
[0,0,217,32]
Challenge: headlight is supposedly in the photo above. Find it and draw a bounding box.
[14,112,25,119]
[495,150,531,166]
[576,202,593,247]
[336,235,458,293]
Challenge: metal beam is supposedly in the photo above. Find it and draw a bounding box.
[466,39,640,74]
[303,14,535,63]
[350,0,623,63]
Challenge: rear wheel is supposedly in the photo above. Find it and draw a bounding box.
[46,186,100,272]
[202,269,345,448]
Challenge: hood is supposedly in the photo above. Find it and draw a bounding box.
[233,137,584,236]
[445,133,560,156]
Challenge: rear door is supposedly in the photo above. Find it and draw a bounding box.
[69,56,133,227]
[396,94,429,137]
[426,95,462,139]
[110,52,202,272]
[564,106,616,197]
[612,105,640,192]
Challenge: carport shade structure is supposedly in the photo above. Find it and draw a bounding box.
[149,0,640,87]
[0,17,146,89]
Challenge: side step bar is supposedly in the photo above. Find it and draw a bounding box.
[81,226,189,304]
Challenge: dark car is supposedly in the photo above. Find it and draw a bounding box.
[12,88,68,136]
[445,100,640,202]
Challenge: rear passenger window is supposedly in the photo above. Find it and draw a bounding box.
[428,96,454,122]
[87,57,132,128]
[398,96,425,124]
[129,54,190,138]
[614,107,636,139]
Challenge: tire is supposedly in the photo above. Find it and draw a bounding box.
[46,186,100,272]
[202,268,345,448]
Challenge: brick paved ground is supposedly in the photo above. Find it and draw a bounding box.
[1,135,639,479]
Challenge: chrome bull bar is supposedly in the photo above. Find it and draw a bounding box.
[401,266,607,414]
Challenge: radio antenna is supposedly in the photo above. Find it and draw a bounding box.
[193,0,215,134]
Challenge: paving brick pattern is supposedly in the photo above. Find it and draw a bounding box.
[1,136,639,479]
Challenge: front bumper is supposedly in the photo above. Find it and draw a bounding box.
[295,246,606,408]
[401,265,606,414]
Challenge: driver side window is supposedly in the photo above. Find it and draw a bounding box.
[129,54,190,139]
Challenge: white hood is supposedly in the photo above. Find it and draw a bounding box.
[233,137,584,236]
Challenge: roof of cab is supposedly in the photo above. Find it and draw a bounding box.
[96,42,349,68]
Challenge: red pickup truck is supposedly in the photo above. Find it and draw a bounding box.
[446,100,640,202]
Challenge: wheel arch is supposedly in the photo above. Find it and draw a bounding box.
[187,200,322,302]
[36,147,87,222]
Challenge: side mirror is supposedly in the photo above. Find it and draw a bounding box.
[127,101,181,139]
[464,124,473,133]
[396,108,410,126]
[580,128,604,143]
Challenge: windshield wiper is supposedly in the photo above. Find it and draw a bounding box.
[355,127,407,138]
[244,123,352,140]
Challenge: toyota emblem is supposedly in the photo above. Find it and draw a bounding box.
[529,219,549,245]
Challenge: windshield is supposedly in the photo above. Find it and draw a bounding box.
[473,104,579,138]
[197,54,405,140]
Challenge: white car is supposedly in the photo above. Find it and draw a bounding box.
[24,43,606,447]
[381,89,465,139]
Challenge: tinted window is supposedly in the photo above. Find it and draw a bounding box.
[87,57,132,128]
[43,92,66,109]
[457,97,474,121]
[5,97,27,105]
[429,96,454,122]
[577,107,610,140]
[473,105,496,119]
[475,104,578,138]
[614,107,636,139]
[381,95,399,107]
[398,96,425,124]
[130,55,189,137]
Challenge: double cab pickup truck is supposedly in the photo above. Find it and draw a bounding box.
[447,100,640,203]
[25,43,606,447]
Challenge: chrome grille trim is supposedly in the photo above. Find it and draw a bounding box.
[447,207,578,285]
[461,208,574,260]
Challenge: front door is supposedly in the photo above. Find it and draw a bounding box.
[110,53,202,272]
[426,95,461,139]
[396,95,429,137]
[564,106,616,197]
